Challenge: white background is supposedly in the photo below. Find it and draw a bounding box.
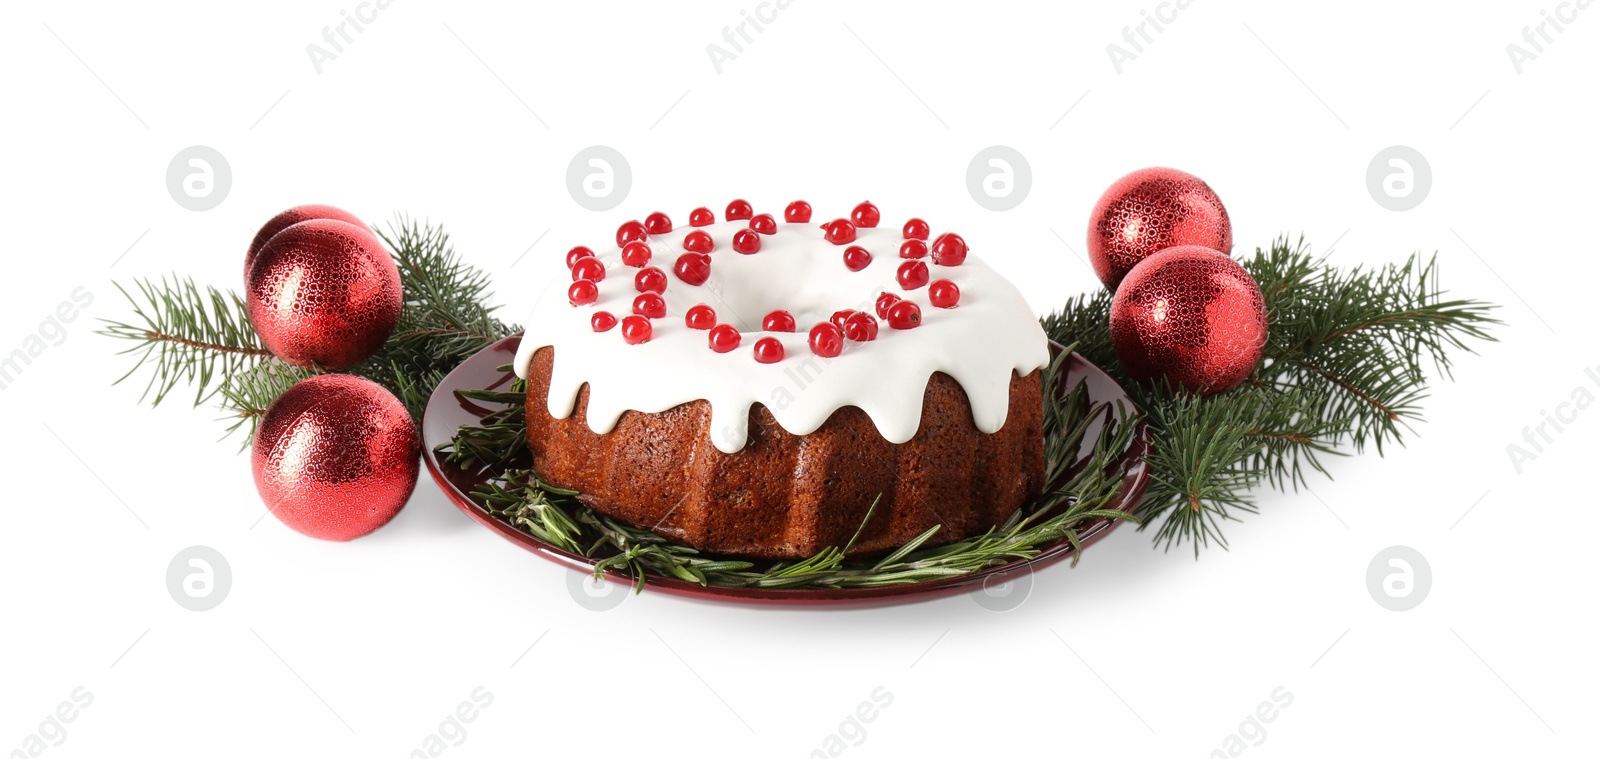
[2,1,1595,756]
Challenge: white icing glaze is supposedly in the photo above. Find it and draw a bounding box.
[513,214,1048,453]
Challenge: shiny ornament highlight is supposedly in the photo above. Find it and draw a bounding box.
[1109,246,1266,395]
[1088,167,1232,290]
[252,375,420,541]
[245,204,368,278]
[246,219,401,370]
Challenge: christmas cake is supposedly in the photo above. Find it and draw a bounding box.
[513,201,1048,559]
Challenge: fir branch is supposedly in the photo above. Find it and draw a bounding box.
[98,277,273,407]
[354,218,519,420]
[217,361,315,441]
[1238,389,1345,492]
[1043,236,1497,554]
[101,218,519,441]
[1250,245,1497,453]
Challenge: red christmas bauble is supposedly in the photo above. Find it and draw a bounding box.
[1088,167,1232,291]
[246,204,368,278]
[252,375,420,541]
[1109,246,1267,395]
[246,219,401,370]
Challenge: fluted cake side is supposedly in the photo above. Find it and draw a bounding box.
[524,346,1044,559]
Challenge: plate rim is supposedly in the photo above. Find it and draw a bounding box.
[420,335,1149,606]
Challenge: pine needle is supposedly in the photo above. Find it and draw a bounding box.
[98,277,274,407]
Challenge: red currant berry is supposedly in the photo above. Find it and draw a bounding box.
[689,207,715,227]
[709,324,741,353]
[570,257,606,282]
[830,309,857,331]
[566,246,595,269]
[931,233,968,266]
[673,252,712,286]
[903,218,930,240]
[821,219,857,245]
[808,322,843,358]
[875,292,902,319]
[929,279,961,308]
[732,229,762,255]
[725,199,754,221]
[843,245,872,271]
[749,213,778,235]
[887,300,922,330]
[632,292,666,319]
[683,230,715,253]
[616,220,647,247]
[621,240,653,267]
[762,310,796,332]
[621,315,653,344]
[897,260,930,290]
[784,200,813,223]
[843,312,879,342]
[644,212,673,235]
[592,311,618,332]
[851,201,881,229]
[753,337,785,363]
[685,304,717,330]
[567,279,598,306]
[899,239,928,259]
[635,266,668,294]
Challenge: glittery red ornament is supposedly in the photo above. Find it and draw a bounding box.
[246,219,402,370]
[252,375,419,541]
[246,204,368,278]
[1088,167,1232,291]
[1109,246,1267,395]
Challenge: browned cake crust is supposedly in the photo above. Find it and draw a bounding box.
[523,346,1045,559]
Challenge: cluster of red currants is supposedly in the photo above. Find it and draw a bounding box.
[562,200,972,364]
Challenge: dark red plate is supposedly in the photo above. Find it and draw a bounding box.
[421,336,1149,606]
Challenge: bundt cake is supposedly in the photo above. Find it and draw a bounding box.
[513,201,1049,559]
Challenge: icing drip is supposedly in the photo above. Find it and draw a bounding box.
[514,214,1048,453]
